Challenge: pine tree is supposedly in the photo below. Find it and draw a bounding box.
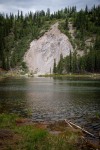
[53,59,57,74]
[57,54,63,74]
[69,50,72,72]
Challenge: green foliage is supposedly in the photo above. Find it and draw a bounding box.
[0,113,18,128]
[57,5,100,74]
[21,61,28,72]
[53,59,57,74]
[58,21,69,37]
[57,54,64,74]
[0,10,52,70]
[0,113,82,150]
[0,5,100,74]
[16,126,48,150]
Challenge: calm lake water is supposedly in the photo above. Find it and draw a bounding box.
[0,77,100,123]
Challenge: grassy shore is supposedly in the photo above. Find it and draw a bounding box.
[0,70,28,80]
[0,113,93,150]
[38,73,100,79]
[0,69,100,79]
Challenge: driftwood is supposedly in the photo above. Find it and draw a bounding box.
[64,119,73,128]
[64,119,95,138]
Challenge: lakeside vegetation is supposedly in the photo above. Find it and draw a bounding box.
[0,113,95,150]
[38,73,100,79]
[53,6,100,74]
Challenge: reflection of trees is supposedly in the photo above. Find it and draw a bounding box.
[0,77,100,121]
[0,78,29,117]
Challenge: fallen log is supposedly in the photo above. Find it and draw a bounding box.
[64,119,73,128]
[64,119,95,138]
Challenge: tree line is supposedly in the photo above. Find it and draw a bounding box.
[0,5,100,73]
[53,5,100,74]
[0,7,77,70]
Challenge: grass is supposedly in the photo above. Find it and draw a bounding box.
[95,112,100,119]
[0,113,18,128]
[0,113,89,150]
[38,73,100,79]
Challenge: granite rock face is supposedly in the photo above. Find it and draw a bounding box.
[24,23,73,75]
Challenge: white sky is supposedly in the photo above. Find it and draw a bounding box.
[0,0,100,14]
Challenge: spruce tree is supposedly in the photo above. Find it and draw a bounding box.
[53,59,57,74]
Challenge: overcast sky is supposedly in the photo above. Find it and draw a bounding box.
[0,0,100,14]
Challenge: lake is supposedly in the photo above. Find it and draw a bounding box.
[0,77,100,124]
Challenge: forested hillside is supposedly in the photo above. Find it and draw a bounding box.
[56,5,100,73]
[0,9,52,70]
[0,5,100,73]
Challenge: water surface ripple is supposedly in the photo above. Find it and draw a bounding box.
[0,77,100,123]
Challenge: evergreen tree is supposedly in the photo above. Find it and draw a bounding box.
[69,50,72,72]
[53,59,57,74]
[0,5,100,73]
[57,54,63,74]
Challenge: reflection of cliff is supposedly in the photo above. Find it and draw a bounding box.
[24,22,73,75]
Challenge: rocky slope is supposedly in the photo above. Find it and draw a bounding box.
[24,22,73,75]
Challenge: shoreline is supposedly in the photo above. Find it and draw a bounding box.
[0,113,100,150]
[0,71,100,79]
[38,73,100,79]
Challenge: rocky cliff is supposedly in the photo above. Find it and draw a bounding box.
[24,22,73,75]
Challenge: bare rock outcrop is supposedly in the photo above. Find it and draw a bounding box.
[24,22,73,75]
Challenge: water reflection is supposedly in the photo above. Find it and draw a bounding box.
[0,78,29,116]
[0,77,100,121]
